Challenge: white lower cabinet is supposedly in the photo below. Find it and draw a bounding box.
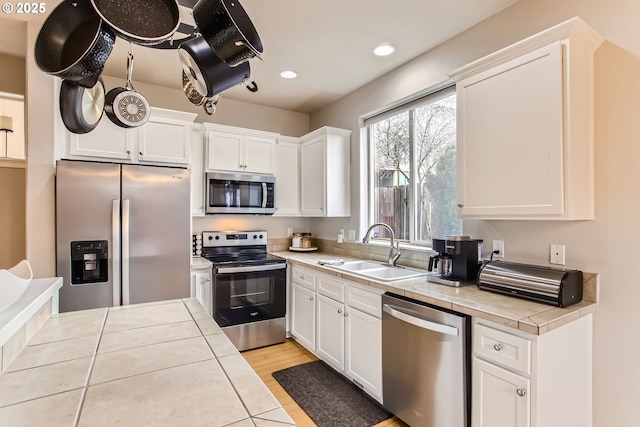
[473,358,530,427]
[317,293,345,370]
[344,305,382,400]
[290,265,317,352]
[290,265,383,403]
[291,283,316,352]
[190,269,211,315]
[472,316,593,427]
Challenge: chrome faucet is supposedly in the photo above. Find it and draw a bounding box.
[362,223,401,266]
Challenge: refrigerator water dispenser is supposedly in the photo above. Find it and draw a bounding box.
[71,240,108,284]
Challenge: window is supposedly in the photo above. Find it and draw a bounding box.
[366,86,461,245]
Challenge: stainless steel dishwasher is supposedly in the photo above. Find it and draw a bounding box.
[382,293,470,427]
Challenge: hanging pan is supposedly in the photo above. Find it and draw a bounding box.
[178,36,250,97]
[90,0,180,46]
[59,78,106,134]
[192,0,263,66]
[34,0,115,88]
[104,50,150,128]
[181,71,220,115]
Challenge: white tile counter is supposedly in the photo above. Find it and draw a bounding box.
[276,251,599,335]
[0,298,294,427]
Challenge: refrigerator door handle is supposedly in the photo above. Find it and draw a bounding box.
[122,199,130,305]
[112,199,121,307]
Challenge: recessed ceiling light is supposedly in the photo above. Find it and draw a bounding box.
[280,70,298,79]
[373,44,395,56]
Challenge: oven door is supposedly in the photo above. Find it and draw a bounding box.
[212,263,286,327]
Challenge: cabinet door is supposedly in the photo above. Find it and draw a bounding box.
[291,283,316,352]
[207,131,243,171]
[192,271,212,315]
[273,140,299,216]
[243,135,274,173]
[190,129,205,216]
[138,117,190,164]
[300,138,325,215]
[68,117,133,160]
[472,357,530,427]
[317,294,345,371]
[457,42,563,217]
[345,308,382,402]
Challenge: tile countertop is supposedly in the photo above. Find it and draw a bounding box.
[192,256,213,270]
[0,298,294,427]
[274,251,599,335]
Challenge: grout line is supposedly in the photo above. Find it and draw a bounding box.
[72,307,108,427]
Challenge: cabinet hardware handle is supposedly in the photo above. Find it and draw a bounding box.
[139,152,143,156]
[337,309,342,314]
[457,203,464,208]
[516,388,527,397]
[309,296,314,301]
[126,150,131,155]
[344,312,349,317]
[494,343,503,351]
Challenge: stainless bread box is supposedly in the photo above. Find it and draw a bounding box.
[477,260,583,307]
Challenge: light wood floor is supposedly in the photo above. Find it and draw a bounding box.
[242,339,408,427]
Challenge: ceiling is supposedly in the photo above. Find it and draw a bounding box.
[3,0,518,113]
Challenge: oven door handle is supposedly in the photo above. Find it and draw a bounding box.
[216,263,286,274]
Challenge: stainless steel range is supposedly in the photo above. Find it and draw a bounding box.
[202,231,287,351]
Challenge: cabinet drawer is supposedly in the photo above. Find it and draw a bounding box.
[291,265,316,291]
[345,285,383,318]
[317,273,344,302]
[474,323,532,375]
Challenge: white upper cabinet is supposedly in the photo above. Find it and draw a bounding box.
[204,123,278,174]
[300,126,351,217]
[190,124,206,216]
[273,136,300,216]
[449,17,603,220]
[67,107,197,165]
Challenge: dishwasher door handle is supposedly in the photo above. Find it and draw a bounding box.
[383,304,459,336]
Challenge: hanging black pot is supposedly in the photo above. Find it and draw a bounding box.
[181,71,220,115]
[35,0,115,88]
[178,36,251,98]
[90,0,181,46]
[59,78,106,134]
[104,51,150,128]
[192,0,263,66]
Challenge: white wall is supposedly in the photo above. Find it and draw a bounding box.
[309,0,640,425]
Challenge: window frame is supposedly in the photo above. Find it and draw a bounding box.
[362,84,458,247]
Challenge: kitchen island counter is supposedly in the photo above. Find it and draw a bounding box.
[0,298,294,427]
[275,251,598,335]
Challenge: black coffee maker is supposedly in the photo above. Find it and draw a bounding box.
[428,236,483,286]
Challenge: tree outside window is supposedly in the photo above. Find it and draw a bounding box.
[369,89,461,244]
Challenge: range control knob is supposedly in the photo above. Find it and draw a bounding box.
[214,235,220,240]
[253,234,258,239]
[259,234,264,239]
[208,235,213,240]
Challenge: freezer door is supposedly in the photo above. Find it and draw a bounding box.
[121,164,191,304]
[56,160,121,312]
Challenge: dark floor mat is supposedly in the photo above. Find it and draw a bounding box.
[272,360,392,427]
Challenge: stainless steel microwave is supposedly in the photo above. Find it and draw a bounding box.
[205,172,276,215]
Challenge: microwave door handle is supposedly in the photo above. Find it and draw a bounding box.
[262,182,267,208]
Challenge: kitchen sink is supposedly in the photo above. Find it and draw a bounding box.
[331,260,426,282]
[334,260,386,271]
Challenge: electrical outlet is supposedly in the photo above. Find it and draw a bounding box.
[492,240,505,258]
[287,227,293,237]
[550,244,565,265]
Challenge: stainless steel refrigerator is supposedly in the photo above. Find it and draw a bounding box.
[55,160,191,312]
